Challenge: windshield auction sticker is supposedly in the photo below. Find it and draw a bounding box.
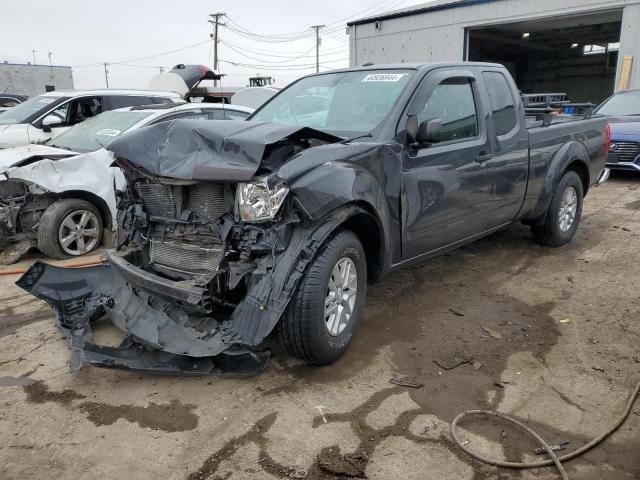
[361,73,407,82]
[96,129,121,137]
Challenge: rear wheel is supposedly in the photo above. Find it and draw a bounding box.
[278,230,367,365]
[37,199,103,259]
[531,170,583,247]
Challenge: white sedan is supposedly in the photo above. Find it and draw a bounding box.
[0,102,253,262]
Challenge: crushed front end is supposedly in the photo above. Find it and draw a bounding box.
[17,119,343,375]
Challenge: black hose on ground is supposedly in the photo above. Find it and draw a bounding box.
[451,380,640,480]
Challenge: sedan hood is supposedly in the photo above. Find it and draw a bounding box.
[108,119,342,181]
[0,144,78,174]
[607,116,640,136]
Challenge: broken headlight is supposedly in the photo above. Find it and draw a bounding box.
[237,177,289,223]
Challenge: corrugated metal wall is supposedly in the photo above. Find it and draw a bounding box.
[349,0,640,91]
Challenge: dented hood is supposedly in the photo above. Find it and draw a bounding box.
[0,144,78,174]
[107,119,341,182]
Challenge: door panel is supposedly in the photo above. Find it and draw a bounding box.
[402,72,494,259]
[480,71,529,227]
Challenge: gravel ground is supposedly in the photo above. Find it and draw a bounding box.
[0,172,638,480]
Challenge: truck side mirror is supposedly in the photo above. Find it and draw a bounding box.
[416,118,442,145]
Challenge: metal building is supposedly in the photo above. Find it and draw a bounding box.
[347,0,640,102]
[0,62,74,97]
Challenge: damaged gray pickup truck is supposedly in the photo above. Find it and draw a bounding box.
[18,63,610,375]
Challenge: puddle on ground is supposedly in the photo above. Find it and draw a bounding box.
[22,380,198,432]
[79,399,198,432]
[0,376,36,387]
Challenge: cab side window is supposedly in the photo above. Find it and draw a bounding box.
[482,72,517,136]
[416,78,478,142]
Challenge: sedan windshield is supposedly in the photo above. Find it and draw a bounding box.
[250,69,415,137]
[595,92,640,116]
[0,95,67,125]
[49,110,154,153]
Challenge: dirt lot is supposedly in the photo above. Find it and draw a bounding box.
[1,173,638,480]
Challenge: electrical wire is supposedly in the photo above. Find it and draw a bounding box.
[72,39,211,68]
[451,380,640,480]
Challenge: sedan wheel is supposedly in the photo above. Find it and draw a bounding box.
[58,210,101,256]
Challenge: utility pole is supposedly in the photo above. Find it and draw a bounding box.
[311,25,325,73]
[209,12,225,85]
[47,51,53,79]
[103,63,109,88]
[32,50,36,65]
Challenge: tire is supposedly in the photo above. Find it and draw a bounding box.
[37,199,103,259]
[531,170,583,247]
[278,229,367,366]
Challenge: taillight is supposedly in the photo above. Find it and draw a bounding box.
[605,123,611,154]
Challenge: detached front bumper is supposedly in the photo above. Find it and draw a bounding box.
[16,251,270,376]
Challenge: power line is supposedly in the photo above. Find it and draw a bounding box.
[72,39,211,67]
[221,41,316,64]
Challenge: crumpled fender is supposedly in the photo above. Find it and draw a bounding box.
[4,149,125,230]
[221,204,373,345]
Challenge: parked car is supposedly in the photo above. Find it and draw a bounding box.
[19,62,609,375]
[0,93,28,108]
[0,89,182,148]
[0,102,253,262]
[594,89,640,172]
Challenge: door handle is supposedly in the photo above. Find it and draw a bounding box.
[475,152,493,164]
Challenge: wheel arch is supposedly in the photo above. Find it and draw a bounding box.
[56,190,112,231]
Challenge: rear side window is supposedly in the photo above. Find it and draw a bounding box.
[417,78,479,142]
[109,96,154,109]
[482,72,517,136]
[225,109,249,120]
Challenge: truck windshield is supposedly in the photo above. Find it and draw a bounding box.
[48,110,154,153]
[250,69,414,137]
[0,95,67,125]
[595,91,640,116]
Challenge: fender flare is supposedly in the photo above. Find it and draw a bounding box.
[529,141,590,222]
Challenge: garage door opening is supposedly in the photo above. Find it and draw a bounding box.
[467,11,622,103]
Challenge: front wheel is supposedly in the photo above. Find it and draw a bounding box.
[278,229,367,366]
[531,170,583,247]
[37,199,103,259]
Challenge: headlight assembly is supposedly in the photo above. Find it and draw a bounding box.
[236,176,289,222]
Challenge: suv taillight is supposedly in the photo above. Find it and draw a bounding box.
[605,123,611,154]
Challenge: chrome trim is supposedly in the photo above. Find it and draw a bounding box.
[596,168,610,186]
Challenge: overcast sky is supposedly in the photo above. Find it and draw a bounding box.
[0,0,425,90]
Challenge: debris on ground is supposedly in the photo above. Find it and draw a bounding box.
[559,318,572,324]
[315,406,329,424]
[481,326,503,339]
[433,355,472,370]
[449,308,465,317]
[472,360,483,371]
[494,383,505,389]
[317,446,367,477]
[389,378,423,388]
[534,441,569,455]
[592,366,605,372]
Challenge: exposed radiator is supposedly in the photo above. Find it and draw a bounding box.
[136,183,176,218]
[150,240,223,275]
[136,182,226,220]
[186,183,226,220]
